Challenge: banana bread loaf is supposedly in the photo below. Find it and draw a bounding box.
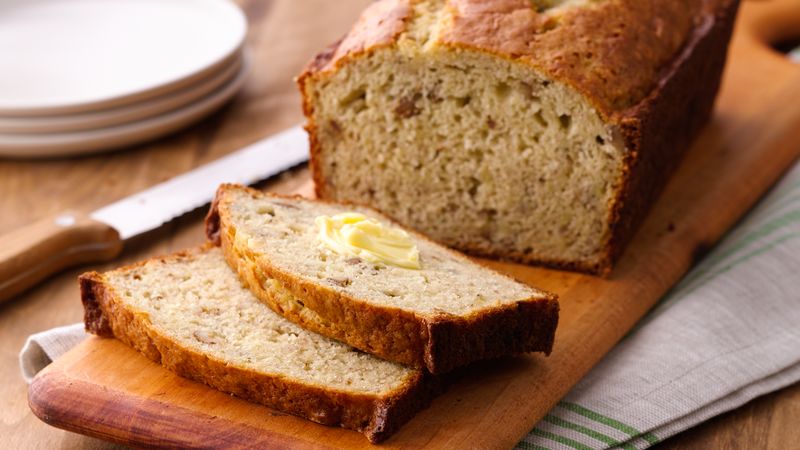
[297,0,740,274]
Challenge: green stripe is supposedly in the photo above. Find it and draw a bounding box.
[537,187,800,450]
[676,216,800,304]
[695,207,800,268]
[759,180,800,212]
[647,208,800,319]
[531,429,594,450]
[722,192,800,248]
[771,178,800,198]
[636,230,800,330]
[677,208,800,292]
[543,415,637,450]
[757,192,800,220]
[559,402,659,445]
[517,440,553,450]
[677,231,799,299]
[760,179,800,208]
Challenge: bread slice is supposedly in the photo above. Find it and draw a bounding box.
[79,245,439,443]
[206,184,559,374]
[297,0,739,274]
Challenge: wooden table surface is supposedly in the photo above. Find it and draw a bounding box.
[1,1,797,449]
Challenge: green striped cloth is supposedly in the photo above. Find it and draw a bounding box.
[518,160,800,450]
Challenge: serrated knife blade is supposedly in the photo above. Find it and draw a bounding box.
[0,125,309,302]
[91,125,309,240]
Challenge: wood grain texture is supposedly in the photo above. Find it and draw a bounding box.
[2,0,799,449]
[0,211,122,303]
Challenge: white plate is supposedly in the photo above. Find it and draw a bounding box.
[0,53,243,134]
[0,0,246,116]
[0,55,249,158]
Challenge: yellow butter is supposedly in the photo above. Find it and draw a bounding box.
[315,212,421,269]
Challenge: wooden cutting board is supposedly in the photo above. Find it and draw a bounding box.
[27,1,800,448]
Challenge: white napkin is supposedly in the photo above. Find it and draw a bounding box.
[19,163,800,449]
[518,160,800,449]
[19,323,86,383]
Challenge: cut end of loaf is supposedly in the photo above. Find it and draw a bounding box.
[300,27,626,274]
[299,0,737,275]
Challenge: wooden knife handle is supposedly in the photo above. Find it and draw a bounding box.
[0,211,123,303]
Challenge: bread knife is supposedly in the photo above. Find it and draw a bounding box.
[0,125,309,303]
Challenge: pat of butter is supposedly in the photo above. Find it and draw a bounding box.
[315,212,421,269]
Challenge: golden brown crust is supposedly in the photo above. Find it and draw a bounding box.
[442,0,702,115]
[599,0,740,273]
[298,0,740,275]
[207,185,560,374]
[222,230,431,367]
[329,0,411,65]
[79,248,440,443]
[301,0,702,116]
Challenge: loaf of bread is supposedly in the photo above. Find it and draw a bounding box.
[206,184,559,374]
[79,245,439,443]
[297,0,740,274]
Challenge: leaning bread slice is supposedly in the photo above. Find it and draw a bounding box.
[79,245,438,443]
[206,184,559,374]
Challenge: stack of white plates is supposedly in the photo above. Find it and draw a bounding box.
[0,0,248,158]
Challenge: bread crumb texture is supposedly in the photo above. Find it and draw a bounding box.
[223,188,545,317]
[300,0,702,270]
[105,248,416,395]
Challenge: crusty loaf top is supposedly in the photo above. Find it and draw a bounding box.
[301,0,713,116]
